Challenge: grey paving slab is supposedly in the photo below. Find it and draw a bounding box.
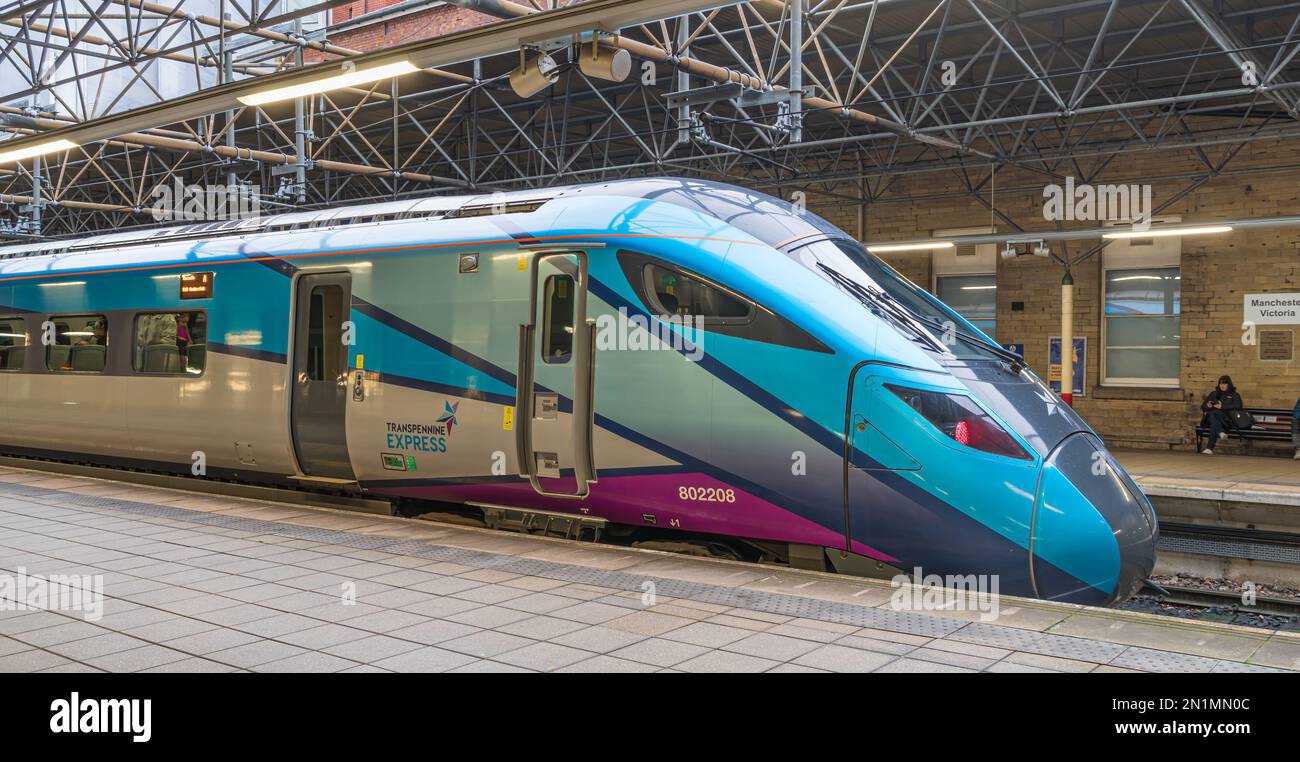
[555,654,660,673]
[206,640,310,669]
[370,646,478,672]
[610,638,712,668]
[674,649,782,673]
[494,642,594,672]
[254,651,360,673]
[793,644,896,673]
[85,644,191,672]
[551,625,648,654]
[439,630,536,659]
[0,649,73,672]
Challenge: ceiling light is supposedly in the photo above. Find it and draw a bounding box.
[866,242,956,253]
[509,52,560,98]
[579,46,632,83]
[1103,225,1232,239]
[0,138,77,165]
[237,61,420,106]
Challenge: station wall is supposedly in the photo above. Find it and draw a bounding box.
[812,145,1300,452]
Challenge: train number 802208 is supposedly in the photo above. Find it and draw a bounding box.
[678,486,736,503]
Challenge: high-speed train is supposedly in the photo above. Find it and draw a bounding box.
[0,178,1157,605]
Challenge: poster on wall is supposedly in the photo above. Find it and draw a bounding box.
[1048,336,1086,396]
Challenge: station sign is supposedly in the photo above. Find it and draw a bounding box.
[1243,293,1300,325]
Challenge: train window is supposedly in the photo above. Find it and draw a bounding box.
[134,312,207,375]
[541,274,575,364]
[46,315,108,372]
[0,318,26,371]
[643,264,753,322]
[885,384,1031,460]
[307,285,345,381]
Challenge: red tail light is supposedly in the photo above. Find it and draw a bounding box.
[953,419,971,446]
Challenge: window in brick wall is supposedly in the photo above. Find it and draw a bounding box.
[1102,266,1181,387]
[935,274,996,340]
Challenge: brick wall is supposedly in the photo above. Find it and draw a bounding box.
[809,147,1300,452]
[305,4,495,62]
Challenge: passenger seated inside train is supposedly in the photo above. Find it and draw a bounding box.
[135,311,207,374]
[48,316,108,372]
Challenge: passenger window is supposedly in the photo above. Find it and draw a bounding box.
[307,285,345,381]
[0,318,26,371]
[134,312,207,375]
[542,274,575,364]
[643,264,752,320]
[47,315,108,372]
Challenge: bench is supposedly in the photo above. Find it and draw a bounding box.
[1195,407,1295,453]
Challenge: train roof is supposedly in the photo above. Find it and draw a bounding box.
[0,178,846,272]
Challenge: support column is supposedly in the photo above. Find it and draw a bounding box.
[1060,269,1074,407]
[293,19,307,205]
[789,0,803,142]
[676,16,690,145]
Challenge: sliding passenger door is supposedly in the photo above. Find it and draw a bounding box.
[290,272,356,481]
[515,251,596,498]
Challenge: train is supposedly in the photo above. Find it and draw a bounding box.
[0,178,1158,606]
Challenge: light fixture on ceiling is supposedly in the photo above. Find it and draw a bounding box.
[0,138,77,165]
[865,241,955,253]
[509,51,561,98]
[578,42,632,82]
[237,60,420,106]
[1103,225,1232,239]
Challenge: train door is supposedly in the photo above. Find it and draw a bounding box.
[515,250,597,498]
[290,272,356,481]
[841,366,920,552]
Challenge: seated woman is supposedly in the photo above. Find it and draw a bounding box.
[1200,375,1243,454]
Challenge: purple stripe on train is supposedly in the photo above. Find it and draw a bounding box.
[368,471,899,564]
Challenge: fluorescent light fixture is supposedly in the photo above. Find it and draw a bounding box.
[1103,225,1232,239]
[37,281,86,287]
[237,61,420,106]
[961,285,997,290]
[0,138,77,165]
[866,242,956,253]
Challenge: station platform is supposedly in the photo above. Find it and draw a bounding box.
[1,464,1297,673]
[1118,449,1300,508]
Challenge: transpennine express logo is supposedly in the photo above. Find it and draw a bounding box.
[383,400,459,454]
[437,401,459,436]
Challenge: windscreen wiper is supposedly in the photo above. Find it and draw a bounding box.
[896,309,1027,371]
[817,263,949,354]
[819,263,1027,371]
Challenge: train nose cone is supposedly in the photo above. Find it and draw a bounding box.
[1031,434,1158,606]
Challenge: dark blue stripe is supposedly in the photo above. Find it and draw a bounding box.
[208,341,287,365]
[376,370,514,407]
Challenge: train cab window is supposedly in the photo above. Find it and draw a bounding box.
[541,274,575,364]
[0,318,26,371]
[643,263,753,322]
[46,315,108,372]
[134,312,207,375]
[307,285,345,381]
